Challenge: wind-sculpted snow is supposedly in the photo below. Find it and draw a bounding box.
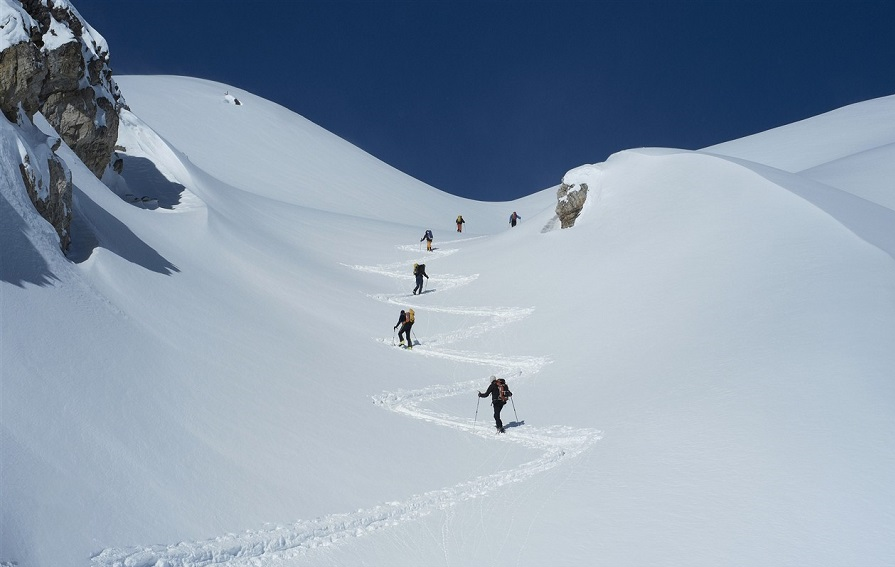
[92,239,601,567]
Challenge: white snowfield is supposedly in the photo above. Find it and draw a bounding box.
[92,240,601,567]
[2,75,894,567]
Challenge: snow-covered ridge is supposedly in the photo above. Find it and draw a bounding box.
[704,94,895,171]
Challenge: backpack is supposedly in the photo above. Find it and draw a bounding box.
[496,379,509,402]
[425,230,433,240]
[456,215,463,223]
[413,263,419,275]
[406,309,415,323]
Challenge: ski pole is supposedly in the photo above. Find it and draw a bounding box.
[411,329,418,347]
[510,396,519,422]
[474,396,480,429]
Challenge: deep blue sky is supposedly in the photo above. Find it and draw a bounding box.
[72,0,895,201]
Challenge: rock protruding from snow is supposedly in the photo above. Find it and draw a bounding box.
[556,163,602,228]
[0,0,125,176]
[0,0,126,250]
[556,182,588,228]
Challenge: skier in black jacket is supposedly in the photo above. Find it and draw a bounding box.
[394,308,415,349]
[478,376,512,433]
[412,263,429,295]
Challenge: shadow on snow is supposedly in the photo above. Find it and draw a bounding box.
[0,190,60,287]
[67,184,179,275]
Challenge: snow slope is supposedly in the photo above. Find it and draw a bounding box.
[2,76,894,567]
[706,94,895,211]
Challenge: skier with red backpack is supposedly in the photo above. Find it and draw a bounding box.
[478,376,512,433]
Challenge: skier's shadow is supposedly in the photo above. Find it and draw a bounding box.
[504,420,525,429]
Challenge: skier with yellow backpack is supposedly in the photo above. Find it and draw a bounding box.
[393,308,416,349]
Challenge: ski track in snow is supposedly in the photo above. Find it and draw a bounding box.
[92,239,601,567]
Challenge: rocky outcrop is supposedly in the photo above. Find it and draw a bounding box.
[1,0,126,251]
[556,163,603,229]
[41,85,120,177]
[3,0,126,177]
[556,182,588,229]
[0,41,47,118]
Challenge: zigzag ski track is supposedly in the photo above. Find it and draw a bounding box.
[93,238,601,567]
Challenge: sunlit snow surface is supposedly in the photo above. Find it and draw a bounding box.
[2,77,894,566]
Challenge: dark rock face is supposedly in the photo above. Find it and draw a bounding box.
[0,41,47,119]
[556,182,588,229]
[42,86,120,178]
[1,0,126,251]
